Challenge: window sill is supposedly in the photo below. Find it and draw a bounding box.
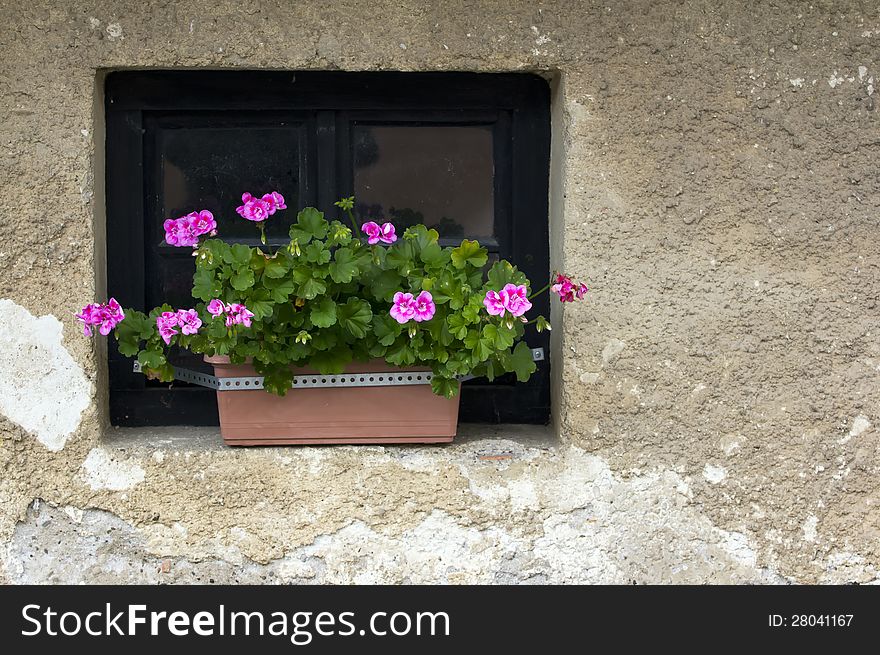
[103,423,557,458]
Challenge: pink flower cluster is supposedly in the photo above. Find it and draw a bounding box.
[235,191,287,223]
[207,299,254,328]
[75,298,125,337]
[362,221,397,245]
[483,284,532,318]
[163,210,217,248]
[551,273,588,303]
[156,308,203,345]
[390,291,436,324]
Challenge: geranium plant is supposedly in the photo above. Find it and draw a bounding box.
[80,192,588,398]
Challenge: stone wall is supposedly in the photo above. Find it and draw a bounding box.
[0,0,877,583]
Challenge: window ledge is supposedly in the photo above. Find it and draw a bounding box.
[103,423,558,459]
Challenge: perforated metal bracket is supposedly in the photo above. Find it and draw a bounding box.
[133,347,545,391]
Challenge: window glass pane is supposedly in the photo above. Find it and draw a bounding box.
[158,126,300,242]
[353,125,494,238]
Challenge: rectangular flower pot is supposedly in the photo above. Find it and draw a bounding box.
[205,356,460,446]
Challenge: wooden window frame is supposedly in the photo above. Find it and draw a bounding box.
[106,71,551,426]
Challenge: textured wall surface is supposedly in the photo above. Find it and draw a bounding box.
[0,0,877,584]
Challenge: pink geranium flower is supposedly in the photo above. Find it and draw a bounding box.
[551,273,576,303]
[390,292,416,324]
[262,192,287,215]
[175,308,202,335]
[187,210,217,237]
[156,311,179,345]
[412,291,436,322]
[362,221,397,245]
[483,289,507,316]
[551,273,589,303]
[76,298,125,336]
[225,303,254,327]
[206,299,226,316]
[98,298,126,336]
[75,303,101,336]
[163,217,199,247]
[502,284,532,317]
[236,192,272,222]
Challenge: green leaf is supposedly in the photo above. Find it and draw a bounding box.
[337,298,372,339]
[192,267,218,301]
[248,299,274,321]
[486,259,528,290]
[288,227,313,247]
[297,207,329,239]
[304,241,331,265]
[446,314,468,340]
[373,314,402,346]
[267,278,296,303]
[461,295,484,323]
[386,340,416,366]
[309,298,337,328]
[113,310,150,356]
[368,270,403,301]
[311,346,352,374]
[509,341,537,382]
[450,239,488,269]
[404,224,440,249]
[299,277,327,300]
[263,255,289,279]
[464,329,493,362]
[231,268,255,291]
[484,323,515,350]
[386,240,415,273]
[137,349,166,369]
[329,247,359,284]
[197,240,228,270]
[143,362,175,383]
[260,365,293,397]
[311,330,338,351]
[419,242,446,267]
[430,375,460,399]
[223,243,252,267]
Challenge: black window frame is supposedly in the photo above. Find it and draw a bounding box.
[106,71,551,426]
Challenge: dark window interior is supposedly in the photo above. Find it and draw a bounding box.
[106,71,551,426]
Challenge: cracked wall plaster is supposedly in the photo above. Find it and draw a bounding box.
[7,440,785,584]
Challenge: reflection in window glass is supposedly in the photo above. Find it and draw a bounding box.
[353,125,494,238]
[159,127,300,241]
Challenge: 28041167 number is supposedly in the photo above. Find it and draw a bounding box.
[768,614,854,627]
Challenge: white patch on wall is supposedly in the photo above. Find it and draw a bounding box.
[0,299,91,451]
[703,464,728,484]
[838,415,870,445]
[802,515,819,543]
[80,448,146,491]
[828,71,845,88]
[106,23,124,40]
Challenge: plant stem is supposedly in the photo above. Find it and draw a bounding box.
[345,207,361,236]
[528,282,551,300]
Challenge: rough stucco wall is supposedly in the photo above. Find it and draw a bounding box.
[0,0,877,584]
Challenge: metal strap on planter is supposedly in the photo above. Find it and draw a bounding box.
[133,347,545,391]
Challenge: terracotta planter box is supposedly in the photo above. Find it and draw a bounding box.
[205,356,460,446]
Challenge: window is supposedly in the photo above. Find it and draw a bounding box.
[106,71,550,426]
